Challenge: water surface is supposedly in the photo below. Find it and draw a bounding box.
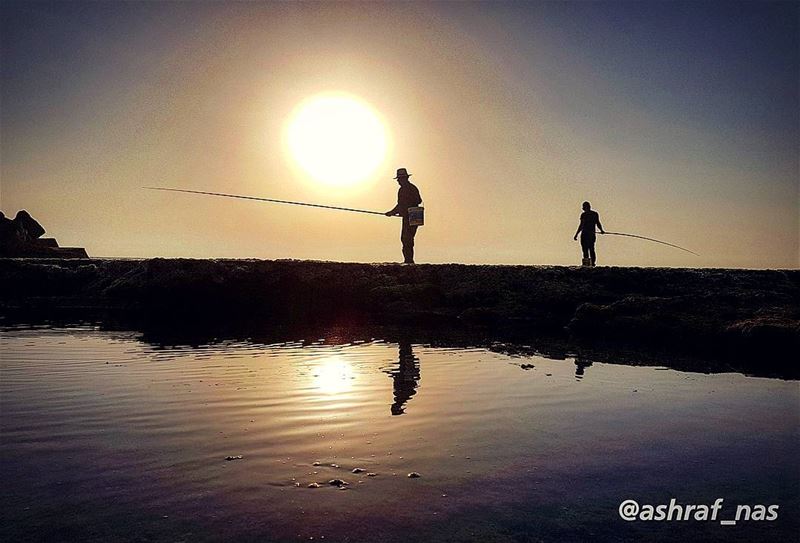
[2,327,797,542]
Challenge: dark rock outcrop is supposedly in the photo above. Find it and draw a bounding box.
[0,210,88,258]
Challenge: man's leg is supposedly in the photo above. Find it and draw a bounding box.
[589,242,597,266]
[401,221,417,263]
[581,242,589,260]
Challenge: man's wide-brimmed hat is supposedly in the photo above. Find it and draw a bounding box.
[393,168,412,179]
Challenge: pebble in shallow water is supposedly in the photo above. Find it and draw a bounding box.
[225,455,243,461]
[352,468,365,473]
[366,472,378,477]
[312,461,321,466]
[328,479,348,487]
[307,483,321,488]
[407,472,421,478]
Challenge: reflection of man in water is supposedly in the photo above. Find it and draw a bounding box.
[575,357,593,378]
[573,201,605,266]
[385,342,421,415]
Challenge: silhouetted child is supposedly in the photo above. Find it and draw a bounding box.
[573,201,604,266]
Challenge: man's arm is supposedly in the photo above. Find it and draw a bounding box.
[596,214,605,234]
[386,189,401,216]
[573,222,582,241]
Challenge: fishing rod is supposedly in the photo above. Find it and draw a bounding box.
[143,187,386,216]
[602,231,699,256]
[146,187,694,255]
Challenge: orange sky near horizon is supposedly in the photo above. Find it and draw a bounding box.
[1,2,797,269]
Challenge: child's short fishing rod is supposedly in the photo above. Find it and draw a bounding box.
[602,231,699,256]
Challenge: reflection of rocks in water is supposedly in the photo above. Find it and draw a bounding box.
[575,357,593,379]
[385,342,420,416]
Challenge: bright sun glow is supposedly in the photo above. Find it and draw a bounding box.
[312,356,354,395]
[287,93,388,187]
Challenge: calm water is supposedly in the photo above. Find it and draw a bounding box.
[1,327,798,542]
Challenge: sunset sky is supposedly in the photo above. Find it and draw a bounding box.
[1,1,797,268]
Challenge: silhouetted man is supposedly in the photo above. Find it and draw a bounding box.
[573,201,604,266]
[385,168,422,264]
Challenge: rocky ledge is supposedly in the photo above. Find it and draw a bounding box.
[1,258,797,361]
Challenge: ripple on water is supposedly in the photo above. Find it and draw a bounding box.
[1,326,798,542]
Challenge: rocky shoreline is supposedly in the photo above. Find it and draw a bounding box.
[1,258,798,367]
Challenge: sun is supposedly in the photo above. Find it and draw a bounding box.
[286,93,388,187]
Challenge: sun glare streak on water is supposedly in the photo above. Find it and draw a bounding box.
[311,356,355,395]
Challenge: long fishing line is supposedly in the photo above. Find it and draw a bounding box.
[144,187,386,216]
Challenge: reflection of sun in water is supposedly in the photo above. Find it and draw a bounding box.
[286,93,388,187]
[313,357,354,395]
